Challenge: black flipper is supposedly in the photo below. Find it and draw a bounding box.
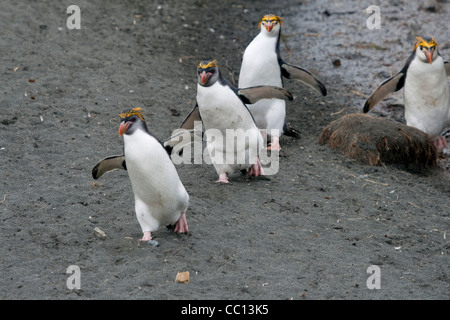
[283,123,300,138]
[363,72,407,113]
[180,104,202,130]
[92,155,126,179]
[237,85,293,104]
[162,104,203,156]
[280,62,327,96]
[363,51,415,113]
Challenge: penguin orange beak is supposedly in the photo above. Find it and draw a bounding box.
[425,50,433,64]
[200,71,211,86]
[118,121,131,136]
[265,22,273,32]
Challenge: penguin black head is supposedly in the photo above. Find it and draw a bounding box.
[258,14,282,35]
[414,36,439,64]
[118,107,148,136]
[197,60,220,87]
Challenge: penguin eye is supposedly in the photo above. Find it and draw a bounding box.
[419,46,424,50]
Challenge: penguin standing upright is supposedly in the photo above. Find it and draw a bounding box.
[92,107,189,242]
[164,59,293,183]
[364,36,450,152]
[239,14,327,151]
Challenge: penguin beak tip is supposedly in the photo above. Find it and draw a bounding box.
[425,51,433,64]
[118,121,130,136]
[200,71,209,86]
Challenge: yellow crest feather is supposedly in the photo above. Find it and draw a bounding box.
[197,59,218,69]
[414,36,438,51]
[119,107,145,121]
[258,14,283,28]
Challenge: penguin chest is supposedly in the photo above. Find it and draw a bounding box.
[196,83,256,132]
[239,35,281,87]
[404,58,450,136]
[123,130,187,211]
[239,34,284,130]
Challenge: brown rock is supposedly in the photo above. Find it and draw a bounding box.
[175,271,190,283]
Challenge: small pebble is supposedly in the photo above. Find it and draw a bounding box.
[94,227,106,238]
[147,239,159,247]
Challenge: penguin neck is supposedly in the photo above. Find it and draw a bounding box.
[123,122,164,150]
[259,29,281,49]
[217,70,235,88]
[409,53,444,78]
[252,30,280,59]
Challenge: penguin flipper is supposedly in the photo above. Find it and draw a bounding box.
[445,61,450,77]
[283,123,300,138]
[237,86,293,104]
[363,72,406,113]
[162,104,202,156]
[180,104,202,130]
[281,62,327,96]
[92,155,126,179]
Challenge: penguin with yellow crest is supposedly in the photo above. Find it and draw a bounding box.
[364,36,450,152]
[164,59,294,183]
[239,14,327,151]
[92,107,189,244]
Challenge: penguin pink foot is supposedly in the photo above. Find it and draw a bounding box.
[216,172,229,184]
[433,136,448,153]
[93,107,189,247]
[267,136,281,151]
[139,231,152,241]
[139,232,159,246]
[248,158,265,177]
[174,212,189,234]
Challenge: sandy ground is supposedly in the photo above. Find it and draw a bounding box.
[0,0,448,301]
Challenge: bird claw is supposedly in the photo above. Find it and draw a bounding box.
[267,137,281,151]
[139,231,152,242]
[174,212,189,234]
[248,158,265,177]
[266,143,281,151]
[434,136,448,153]
[216,173,229,183]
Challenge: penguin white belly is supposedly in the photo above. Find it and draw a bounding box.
[404,58,450,139]
[124,130,189,232]
[239,35,285,133]
[247,99,286,136]
[239,34,280,87]
[197,83,263,174]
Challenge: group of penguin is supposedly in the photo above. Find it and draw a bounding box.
[92,14,450,243]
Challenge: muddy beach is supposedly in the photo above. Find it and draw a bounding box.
[0,0,448,301]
